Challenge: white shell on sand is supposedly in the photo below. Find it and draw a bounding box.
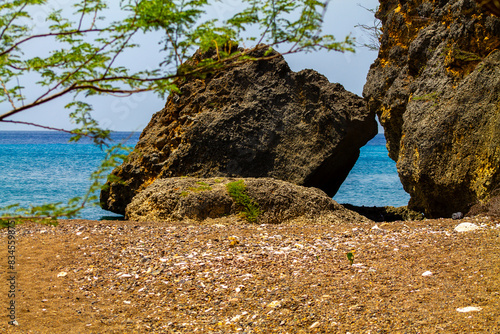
[454,222,480,232]
[456,306,482,313]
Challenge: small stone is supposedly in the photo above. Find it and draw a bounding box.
[422,271,433,277]
[120,274,132,278]
[309,321,321,329]
[124,301,131,305]
[57,272,68,278]
[456,306,482,313]
[10,320,19,326]
[454,223,480,232]
[230,314,242,322]
[452,212,464,220]
[267,301,281,309]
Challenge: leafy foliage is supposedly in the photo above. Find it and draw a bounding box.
[0,0,354,224]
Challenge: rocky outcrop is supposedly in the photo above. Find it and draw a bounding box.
[364,0,500,217]
[102,46,377,215]
[125,177,356,223]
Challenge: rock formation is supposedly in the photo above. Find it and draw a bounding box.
[102,46,377,215]
[364,0,500,217]
[125,177,353,223]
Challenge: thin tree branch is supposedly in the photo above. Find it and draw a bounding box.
[0,43,323,122]
[34,33,126,104]
[0,84,76,121]
[0,3,29,41]
[1,120,74,134]
[0,29,105,57]
[78,0,88,31]
[0,79,16,109]
[102,28,140,79]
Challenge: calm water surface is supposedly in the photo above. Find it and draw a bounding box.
[0,132,409,220]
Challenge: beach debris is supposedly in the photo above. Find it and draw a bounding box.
[57,271,68,278]
[267,301,282,309]
[454,222,480,232]
[422,271,433,277]
[456,306,482,313]
[309,321,321,329]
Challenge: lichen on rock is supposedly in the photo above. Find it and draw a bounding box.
[364,0,500,217]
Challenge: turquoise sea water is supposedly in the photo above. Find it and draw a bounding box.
[0,131,409,220]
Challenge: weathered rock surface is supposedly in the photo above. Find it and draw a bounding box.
[102,47,377,215]
[475,0,500,16]
[125,177,357,223]
[364,0,500,217]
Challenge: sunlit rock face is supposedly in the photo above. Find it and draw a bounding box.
[364,0,500,217]
[101,47,377,215]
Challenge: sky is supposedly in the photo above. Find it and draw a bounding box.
[0,0,380,132]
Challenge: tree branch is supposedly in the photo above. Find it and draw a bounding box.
[0,29,105,57]
[1,120,74,134]
[0,3,28,42]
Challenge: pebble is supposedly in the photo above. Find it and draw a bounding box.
[422,271,433,277]
[267,301,282,309]
[309,321,321,329]
[452,212,464,220]
[454,222,480,232]
[57,272,68,277]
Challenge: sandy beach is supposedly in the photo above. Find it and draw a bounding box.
[1,216,499,333]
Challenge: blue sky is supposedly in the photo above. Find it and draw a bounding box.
[0,0,380,132]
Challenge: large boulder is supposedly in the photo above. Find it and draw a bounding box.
[125,177,363,224]
[102,47,377,215]
[364,0,500,217]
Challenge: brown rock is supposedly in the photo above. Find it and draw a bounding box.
[364,0,500,217]
[124,177,347,223]
[101,46,377,215]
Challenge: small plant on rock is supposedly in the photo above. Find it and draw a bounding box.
[226,180,261,223]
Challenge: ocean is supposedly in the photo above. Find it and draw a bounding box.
[0,131,409,220]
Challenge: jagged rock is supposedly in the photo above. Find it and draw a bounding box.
[102,46,377,215]
[364,0,500,217]
[125,177,354,223]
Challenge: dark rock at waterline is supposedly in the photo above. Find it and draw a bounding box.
[101,46,377,215]
[125,177,352,223]
[364,0,500,218]
[342,204,424,222]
